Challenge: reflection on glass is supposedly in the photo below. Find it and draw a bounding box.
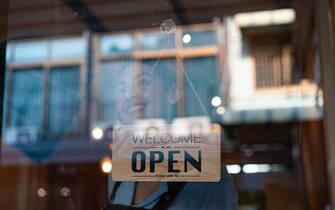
[48,66,80,137]
[141,59,177,122]
[0,1,329,209]
[140,32,175,51]
[98,60,135,123]
[184,57,220,120]
[100,34,134,55]
[9,68,44,130]
[5,44,11,62]
[13,41,47,63]
[182,30,217,48]
[50,38,86,60]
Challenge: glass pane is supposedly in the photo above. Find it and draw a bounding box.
[182,30,217,48]
[141,59,177,122]
[51,38,86,60]
[5,44,11,62]
[100,34,134,55]
[48,66,80,137]
[184,57,221,120]
[140,32,175,51]
[98,60,135,123]
[1,1,331,210]
[6,68,44,144]
[13,41,47,63]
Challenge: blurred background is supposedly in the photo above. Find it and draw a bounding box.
[0,0,333,210]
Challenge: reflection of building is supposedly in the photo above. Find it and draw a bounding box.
[0,1,330,210]
[4,14,323,142]
[3,24,223,145]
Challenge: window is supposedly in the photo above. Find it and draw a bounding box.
[95,26,221,124]
[100,34,134,55]
[141,59,177,122]
[140,32,175,51]
[13,41,47,63]
[184,57,221,119]
[9,68,44,130]
[5,38,85,140]
[182,30,217,47]
[48,66,81,137]
[0,2,329,210]
[244,26,293,89]
[50,38,86,60]
[253,46,292,88]
[98,60,135,122]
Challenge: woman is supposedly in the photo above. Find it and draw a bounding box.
[103,61,238,209]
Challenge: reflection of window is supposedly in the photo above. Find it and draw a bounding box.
[10,37,86,63]
[184,57,220,118]
[252,46,292,88]
[140,32,175,51]
[97,59,178,123]
[6,44,12,62]
[13,41,47,63]
[48,66,80,136]
[182,30,217,48]
[6,37,85,140]
[100,34,134,55]
[96,25,221,123]
[141,59,177,122]
[98,60,135,122]
[50,38,86,60]
[9,68,44,130]
[7,66,81,140]
[244,26,293,89]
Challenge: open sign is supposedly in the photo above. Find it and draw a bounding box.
[112,123,221,182]
[131,150,201,173]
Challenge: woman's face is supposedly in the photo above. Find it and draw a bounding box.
[115,68,167,124]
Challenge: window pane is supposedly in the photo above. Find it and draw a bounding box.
[51,38,86,60]
[140,32,175,51]
[98,60,135,123]
[13,41,47,63]
[9,68,44,130]
[6,44,12,62]
[184,57,221,119]
[182,30,217,48]
[141,59,177,122]
[48,66,80,137]
[100,34,134,55]
[2,1,327,210]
